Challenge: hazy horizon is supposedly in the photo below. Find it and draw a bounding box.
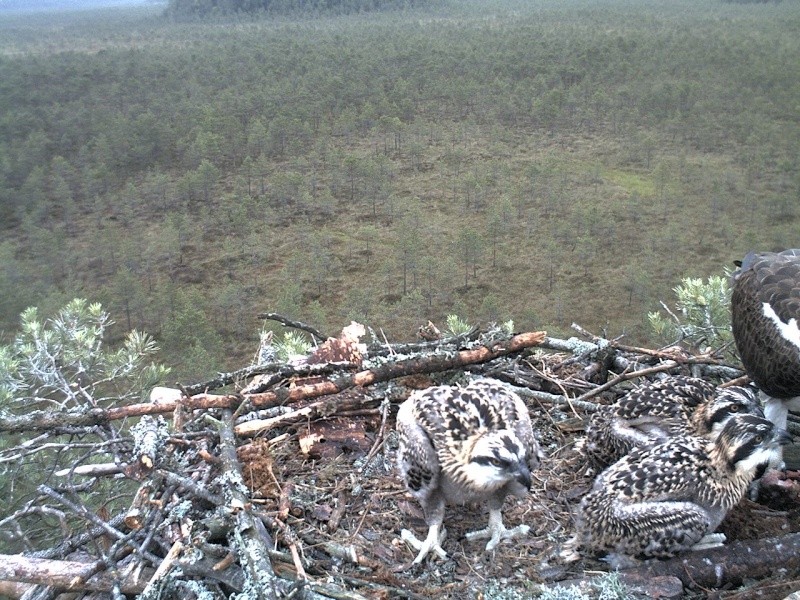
[0,0,165,14]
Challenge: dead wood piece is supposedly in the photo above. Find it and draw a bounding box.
[192,360,359,396]
[326,492,348,533]
[511,384,598,413]
[140,541,183,597]
[0,581,29,599]
[30,515,128,562]
[278,482,293,521]
[625,533,800,589]
[258,312,328,342]
[124,484,153,531]
[53,463,123,478]
[36,485,162,566]
[156,470,222,507]
[0,555,153,594]
[361,395,391,470]
[238,329,548,410]
[237,404,315,437]
[544,573,684,600]
[570,322,741,370]
[366,325,480,357]
[330,573,431,600]
[131,416,163,470]
[237,439,279,499]
[307,322,365,367]
[572,361,679,403]
[235,387,376,438]
[0,330,546,433]
[321,542,359,564]
[216,409,285,596]
[120,418,167,481]
[298,418,374,459]
[176,552,246,591]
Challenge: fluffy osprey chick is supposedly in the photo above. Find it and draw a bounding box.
[396,379,542,564]
[574,414,791,567]
[582,376,764,468]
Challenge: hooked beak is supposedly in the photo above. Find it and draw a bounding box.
[514,461,532,490]
[773,427,794,447]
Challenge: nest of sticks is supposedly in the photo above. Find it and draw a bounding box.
[2,316,800,600]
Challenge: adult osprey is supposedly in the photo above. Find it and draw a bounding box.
[731,249,800,452]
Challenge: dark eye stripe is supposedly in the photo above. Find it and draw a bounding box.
[730,438,759,466]
[707,404,737,426]
[471,454,511,467]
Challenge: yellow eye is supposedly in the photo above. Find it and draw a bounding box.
[754,434,764,444]
[729,405,740,412]
[489,458,503,467]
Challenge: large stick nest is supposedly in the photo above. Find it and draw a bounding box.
[2,318,800,600]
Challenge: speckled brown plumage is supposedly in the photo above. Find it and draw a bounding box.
[574,414,791,566]
[581,376,763,468]
[396,379,542,564]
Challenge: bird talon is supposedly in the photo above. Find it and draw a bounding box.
[557,536,583,563]
[691,533,726,551]
[466,518,530,551]
[400,527,447,563]
[464,527,490,542]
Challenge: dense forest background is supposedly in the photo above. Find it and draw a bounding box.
[164,0,430,18]
[0,0,798,382]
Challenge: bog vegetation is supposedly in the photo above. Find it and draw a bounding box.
[0,0,798,381]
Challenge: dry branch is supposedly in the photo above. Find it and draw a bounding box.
[0,555,153,594]
[235,388,375,437]
[365,325,481,357]
[183,360,358,396]
[0,330,547,433]
[219,329,548,412]
[215,409,285,596]
[258,312,328,341]
[124,483,153,531]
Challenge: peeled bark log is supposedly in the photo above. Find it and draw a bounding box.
[0,330,547,433]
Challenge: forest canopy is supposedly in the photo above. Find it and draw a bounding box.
[0,0,798,382]
[164,0,432,17]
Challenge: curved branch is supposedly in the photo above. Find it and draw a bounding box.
[257,312,328,342]
[0,330,548,432]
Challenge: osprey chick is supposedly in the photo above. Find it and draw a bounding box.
[396,379,542,564]
[582,376,763,468]
[574,414,790,567]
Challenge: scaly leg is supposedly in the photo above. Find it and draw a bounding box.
[465,508,529,551]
